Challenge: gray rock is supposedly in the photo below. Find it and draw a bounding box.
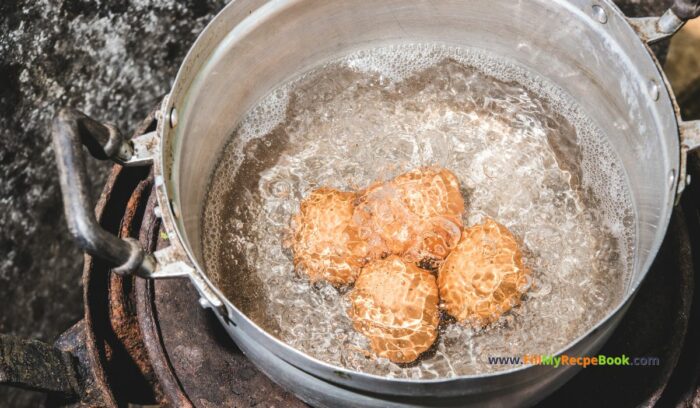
[0,0,226,405]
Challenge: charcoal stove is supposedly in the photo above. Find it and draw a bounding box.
[0,106,697,407]
[9,0,696,404]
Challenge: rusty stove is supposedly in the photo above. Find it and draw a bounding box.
[1,109,700,407]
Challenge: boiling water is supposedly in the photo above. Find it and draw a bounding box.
[201,44,635,378]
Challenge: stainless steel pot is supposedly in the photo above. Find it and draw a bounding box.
[52,0,700,406]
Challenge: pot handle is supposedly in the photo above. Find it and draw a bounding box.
[52,108,157,277]
[672,0,700,20]
[627,0,700,43]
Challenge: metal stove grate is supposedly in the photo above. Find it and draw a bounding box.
[2,109,698,407]
[66,113,700,407]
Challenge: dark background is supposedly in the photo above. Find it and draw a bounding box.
[0,0,695,406]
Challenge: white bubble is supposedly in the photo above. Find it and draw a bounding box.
[200,43,634,379]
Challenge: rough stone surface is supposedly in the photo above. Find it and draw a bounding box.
[0,0,226,405]
[0,0,690,406]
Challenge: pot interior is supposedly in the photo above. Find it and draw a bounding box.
[163,0,678,376]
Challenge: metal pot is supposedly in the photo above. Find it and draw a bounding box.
[52,0,700,406]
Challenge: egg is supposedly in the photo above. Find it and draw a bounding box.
[438,218,530,327]
[291,188,369,286]
[348,255,440,363]
[352,167,464,267]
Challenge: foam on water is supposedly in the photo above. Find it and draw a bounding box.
[201,44,635,378]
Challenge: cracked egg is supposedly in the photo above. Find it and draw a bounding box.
[438,218,530,327]
[290,188,369,286]
[352,167,464,267]
[348,255,439,363]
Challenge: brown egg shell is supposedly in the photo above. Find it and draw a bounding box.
[438,218,530,327]
[351,167,465,266]
[348,255,440,363]
[291,188,368,286]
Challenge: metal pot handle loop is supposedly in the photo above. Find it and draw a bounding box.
[51,108,157,277]
[672,0,700,20]
[627,0,700,43]
[672,0,700,155]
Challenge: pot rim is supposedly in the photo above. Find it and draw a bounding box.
[152,0,683,388]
